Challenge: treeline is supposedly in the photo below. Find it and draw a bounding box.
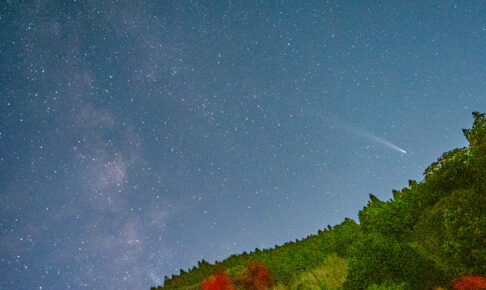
[152,112,486,289]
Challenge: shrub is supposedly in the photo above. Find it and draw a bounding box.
[239,261,273,290]
[452,275,486,290]
[201,272,234,290]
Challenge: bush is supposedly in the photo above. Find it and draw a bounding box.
[202,272,234,290]
[238,261,273,290]
[452,275,486,290]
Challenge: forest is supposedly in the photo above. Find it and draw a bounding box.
[151,112,486,289]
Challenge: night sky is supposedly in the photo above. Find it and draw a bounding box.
[1,1,486,289]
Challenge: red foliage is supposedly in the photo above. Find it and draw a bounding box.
[201,272,234,290]
[452,275,486,290]
[239,261,273,290]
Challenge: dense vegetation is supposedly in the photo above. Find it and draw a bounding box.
[152,112,486,289]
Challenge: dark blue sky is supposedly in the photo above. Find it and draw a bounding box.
[1,1,485,289]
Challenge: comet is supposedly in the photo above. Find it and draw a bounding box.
[362,131,407,154]
[326,116,407,154]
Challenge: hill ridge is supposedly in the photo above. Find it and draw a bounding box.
[152,112,486,290]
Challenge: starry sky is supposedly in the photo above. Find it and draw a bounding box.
[1,1,486,289]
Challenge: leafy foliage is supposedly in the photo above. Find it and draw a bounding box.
[452,275,486,290]
[152,113,486,289]
[237,262,272,290]
[202,272,234,290]
[292,253,348,289]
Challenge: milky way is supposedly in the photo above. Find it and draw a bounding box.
[1,1,485,289]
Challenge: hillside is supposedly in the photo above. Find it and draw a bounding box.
[152,112,486,289]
